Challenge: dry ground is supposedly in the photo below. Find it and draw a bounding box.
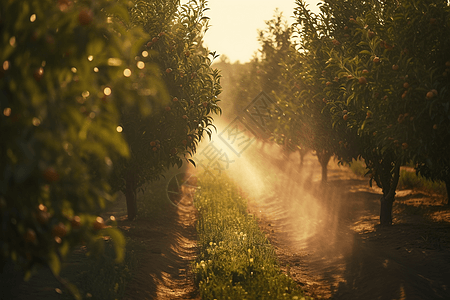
[1,174,200,300]
[250,149,450,300]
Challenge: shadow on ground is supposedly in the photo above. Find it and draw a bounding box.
[0,166,200,300]
[246,149,450,300]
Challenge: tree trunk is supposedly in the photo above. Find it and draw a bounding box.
[299,148,308,166]
[444,177,450,206]
[377,161,401,226]
[125,170,137,221]
[316,150,331,183]
[379,195,394,225]
[259,139,266,153]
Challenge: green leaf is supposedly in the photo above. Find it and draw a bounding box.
[48,252,61,276]
[188,159,196,167]
[101,227,125,263]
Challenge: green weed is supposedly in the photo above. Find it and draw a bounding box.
[194,174,310,300]
[397,170,446,195]
[348,159,446,196]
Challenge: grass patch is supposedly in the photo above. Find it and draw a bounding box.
[348,159,446,196]
[397,169,446,195]
[348,159,367,177]
[61,241,134,300]
[193,174,310,300]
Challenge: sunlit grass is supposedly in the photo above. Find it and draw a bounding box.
[65,242,134,300]
[193,174,310,300]
[397,170,446,195]
[349,159,447,196]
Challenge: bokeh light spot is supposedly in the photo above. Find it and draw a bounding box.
[82,91,90,98]
[32,117,41,126]
[105,157,113,167]
[103,87,111,96]
[123,68,132,77]
[3,107,11,116]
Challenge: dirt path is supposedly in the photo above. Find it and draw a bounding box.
[120,187,199,300]
[2,174,200,300]
[245,149,450,300]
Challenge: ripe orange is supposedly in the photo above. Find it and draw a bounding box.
[36,210,50,225]
[93,217,105,230]
[392,64,399,71]
[43,167,59,182]
[25,228,37,244]
[52,222,67,238]
[358,77,367,85]
[373,57,380,63]
[57,0,72,11]
[78,8,93,26]
[33,67,44,82]
[403,82,409,89]
[343,114,349,121]
[71,216,81,229]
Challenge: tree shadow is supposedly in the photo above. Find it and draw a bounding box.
[120,178,199,300]
[331,220,450,300]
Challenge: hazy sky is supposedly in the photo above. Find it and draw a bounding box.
[202,0,321,63]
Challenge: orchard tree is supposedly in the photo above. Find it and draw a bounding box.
[0,0,168,285]
[294,0,450,224]
[276,2,347,182]
[110,0,222,220]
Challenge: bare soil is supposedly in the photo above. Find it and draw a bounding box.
[249,149,450,300]
[119,191,199,300]
[1,176,200,300]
